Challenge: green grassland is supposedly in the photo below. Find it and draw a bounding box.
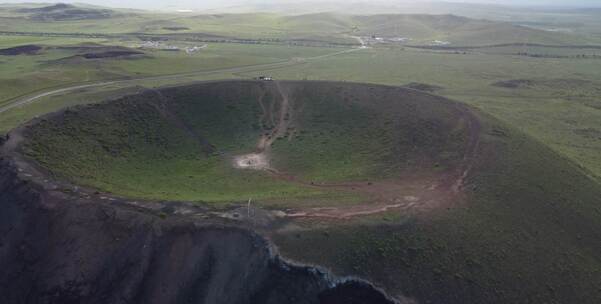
[352,14,593,45]
[0,35,108,48]
[476,45,601,57]
[1,28,599,181]
[103,43,333,75]
[2,6,601,303]
[273,110,601,303]
[1,8,599,181]
[270,82,469,182]
[2,3,599,46]
[0,37,334,103]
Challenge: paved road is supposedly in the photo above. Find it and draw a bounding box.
[0,46,366,115]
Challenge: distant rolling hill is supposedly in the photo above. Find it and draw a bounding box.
[15,3,119,21]
[0,3,597,46]
[350,14,591,45]
[154,12,596,45]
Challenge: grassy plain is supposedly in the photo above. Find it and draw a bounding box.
[0,36,336,106]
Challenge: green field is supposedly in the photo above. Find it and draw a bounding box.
[2,3,601,303]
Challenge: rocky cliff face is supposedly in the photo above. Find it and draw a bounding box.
[0,141,396,304]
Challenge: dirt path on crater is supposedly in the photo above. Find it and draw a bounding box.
[234,81,292,169]
[284,177,455,219]
[264,81,292,150]
[450,101,482,193]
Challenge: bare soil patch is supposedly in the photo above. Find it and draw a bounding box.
[233,153,270,170]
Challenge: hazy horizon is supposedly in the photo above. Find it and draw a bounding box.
[2,0,601,11]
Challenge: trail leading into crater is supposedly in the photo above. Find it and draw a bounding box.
[233,81,291,170]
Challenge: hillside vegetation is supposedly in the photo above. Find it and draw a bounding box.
[22,81,472,206]
[17,80,601,303]
[352,14,590,45]
[1,4,601,303]
[273,108,601,303]
[0,4,597,46]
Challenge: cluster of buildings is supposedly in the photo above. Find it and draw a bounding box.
[138,41,207,54]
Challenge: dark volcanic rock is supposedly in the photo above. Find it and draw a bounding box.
[18,3,74,13]
[402,82,443,93]
[491,79,534,89]
[0,45,42,56]
[319,281,396,304]
[81,50,144,59]
[0,141,397,304]
[163,27,191,31]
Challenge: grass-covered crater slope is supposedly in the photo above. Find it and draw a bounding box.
[21,80,474,208]
[15,80,601,303]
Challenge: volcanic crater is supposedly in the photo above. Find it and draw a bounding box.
[0,80,485,303]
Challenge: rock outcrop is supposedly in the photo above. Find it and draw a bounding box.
[0,139,396,304]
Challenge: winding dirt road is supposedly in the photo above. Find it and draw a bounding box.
[0,46,367,115]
